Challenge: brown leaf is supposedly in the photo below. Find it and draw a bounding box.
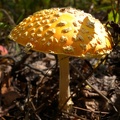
[2,91,21,106]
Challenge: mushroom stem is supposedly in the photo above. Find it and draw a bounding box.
[58,54,73,111]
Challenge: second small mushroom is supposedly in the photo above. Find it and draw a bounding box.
[9,7,113,111]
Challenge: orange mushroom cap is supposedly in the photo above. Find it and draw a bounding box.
[9,7,113,58]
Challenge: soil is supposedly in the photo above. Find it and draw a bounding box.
[0,42,120,120]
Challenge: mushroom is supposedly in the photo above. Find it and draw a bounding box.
[9,7,113,111]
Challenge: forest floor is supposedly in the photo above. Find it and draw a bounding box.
[0,41,120,120]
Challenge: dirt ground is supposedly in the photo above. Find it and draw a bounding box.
[0,40,120,120]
